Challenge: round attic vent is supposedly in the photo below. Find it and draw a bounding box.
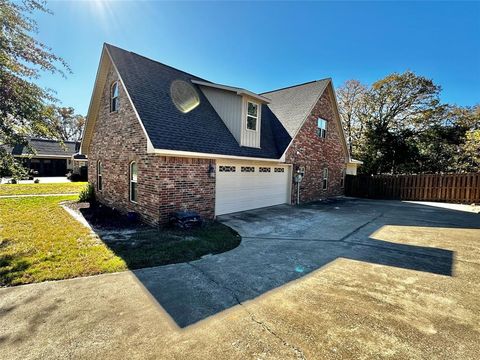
[170,80,200,113]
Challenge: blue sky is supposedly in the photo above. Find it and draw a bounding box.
[33,1,480,115]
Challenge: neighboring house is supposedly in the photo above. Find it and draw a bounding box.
[81,44,361,225]
[8,138,87,177]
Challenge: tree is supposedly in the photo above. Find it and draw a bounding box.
[459,130,480,172]
[0,0,70,177]
[353,71,445,174]
[52,107,86,141]
[336,80,367,156]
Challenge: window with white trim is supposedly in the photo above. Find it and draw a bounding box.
[317,118,327,138]
[246,101,258,131]
[97,161,103,191]
[111,81,120,112]
[322,168,328,190]
[130,161,138,203]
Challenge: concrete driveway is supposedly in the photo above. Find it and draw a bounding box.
[1,198,479,359]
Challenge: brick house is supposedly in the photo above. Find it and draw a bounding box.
[80,44,360,225]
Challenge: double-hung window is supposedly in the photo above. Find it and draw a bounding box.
[97,161,103,191]
[111,81,120,112]
[130,161,138,203]
[317,118,327,138]
[322,168,328,190]
[246,101,258,131]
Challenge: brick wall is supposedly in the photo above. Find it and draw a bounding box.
[286,85,347,204]
[87,65,215,225]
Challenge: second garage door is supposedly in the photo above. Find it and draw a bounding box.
[215,162,291,215]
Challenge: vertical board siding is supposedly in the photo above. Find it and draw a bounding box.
[345,173,480,204]
[200,86,243,143]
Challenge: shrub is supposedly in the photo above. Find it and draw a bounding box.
[78,184,95,203]
[34,179,40,183]
[70,173,87,182]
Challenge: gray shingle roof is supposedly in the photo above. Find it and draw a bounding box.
[262,79,330,137]
[10,138,78,157]
[106,44,291,159]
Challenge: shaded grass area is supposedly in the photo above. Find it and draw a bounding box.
[75,201,241,271]
[99,223,241,270]
[0,182,87,196]
[0,197,241,286]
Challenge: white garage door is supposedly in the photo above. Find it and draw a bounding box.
[215,162,291,215]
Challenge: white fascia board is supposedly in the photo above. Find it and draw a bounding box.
[81,45,155,155]
[105,47,155,153]
[14,154,72,159]
[191,80,271,103]
[80,48,107,155]
[153,148,284,163]
[278,80,351,163]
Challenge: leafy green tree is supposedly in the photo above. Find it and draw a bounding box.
[0,0,70,178]
[53,107,86,142]
[460,129,480,172]
[336,80,367,155]
[358,71,444,174]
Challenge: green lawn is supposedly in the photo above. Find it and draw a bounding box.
[0,182,88,196]
[0,192,240,286]
[0,196,126,286]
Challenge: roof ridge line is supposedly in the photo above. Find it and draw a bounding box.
[261,78,331,95]
[105,43,210,83]
[29,137,77,143]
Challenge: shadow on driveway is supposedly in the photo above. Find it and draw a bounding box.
[115,198,480,328]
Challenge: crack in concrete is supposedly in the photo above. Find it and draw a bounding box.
[249,314,306,360]
[186,262,307,359]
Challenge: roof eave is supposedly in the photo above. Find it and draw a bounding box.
[192,79,270,103]
[152,148,283,162]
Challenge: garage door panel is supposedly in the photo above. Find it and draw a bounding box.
[215,163,290,215]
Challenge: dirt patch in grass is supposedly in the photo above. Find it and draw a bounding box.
[66,202,242,270]
[0,182,88,196]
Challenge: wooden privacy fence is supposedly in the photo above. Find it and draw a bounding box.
[345,173,480,204]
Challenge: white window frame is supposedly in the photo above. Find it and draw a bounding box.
[340,169,345,188]
[322,168,328,190]
[246,101,259,131]
[129,161,138,203]
[97,160,103,191]
[110,81,120,112]
[317,118,327,138]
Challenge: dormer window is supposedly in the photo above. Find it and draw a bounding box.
[246,101,258,131]
[110,81,120,112]
[317,118,327,138]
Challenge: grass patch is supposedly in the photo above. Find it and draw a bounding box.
[0,197,241,286]
[0,182,88,196]
[101,223,241,270]
[0,196,126,286]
